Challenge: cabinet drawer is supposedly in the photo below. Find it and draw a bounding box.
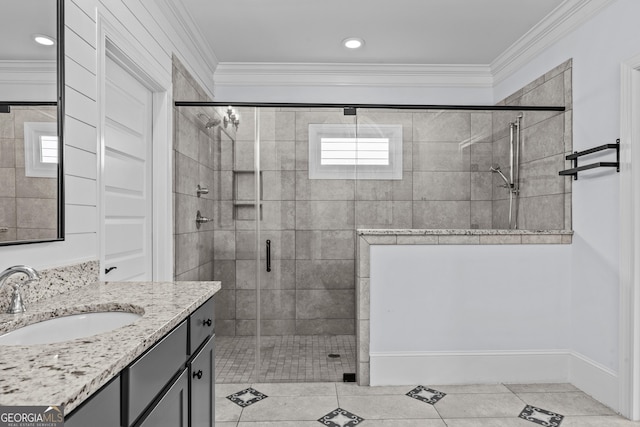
[127,321,187,425]
[65,376,120,427]
[190,335,215,427]
[189,297,214,354]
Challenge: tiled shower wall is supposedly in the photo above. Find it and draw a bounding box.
[493,59,572,230]
[172,56,233,281]
[0,106,58,242]
[173,61,571,337]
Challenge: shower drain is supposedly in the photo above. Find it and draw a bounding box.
[328,353,341,358]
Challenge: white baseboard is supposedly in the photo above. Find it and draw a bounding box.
[569,352,619,412]
[370,350,570,386]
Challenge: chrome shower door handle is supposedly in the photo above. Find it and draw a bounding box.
[266,239,271,272]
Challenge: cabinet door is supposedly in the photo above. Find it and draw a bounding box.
[65,376,120,427]
[139,369,188,427]
[190,335,215,427]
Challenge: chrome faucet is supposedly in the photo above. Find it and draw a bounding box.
[0,265,40,314]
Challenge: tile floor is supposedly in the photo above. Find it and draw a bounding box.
[215,382,640,426]
[216,335,356,383]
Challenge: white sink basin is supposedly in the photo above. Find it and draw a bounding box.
[0,311,143,345]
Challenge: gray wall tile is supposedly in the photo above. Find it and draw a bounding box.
[175,232,199,275]
[236,259,295,290]
[521,73,565,106]
[236,289,296,320]
[471,172,493,200]
[213,230,236,260]
[175,193,198,234]
[17,198,57,228]
[296,290,355,319]
[235,230,295,260]
[0,197,16,227]
[413,172,470,201]
[296,171,355,200]
[0,168,15,197]
[295,319,355,335]
[355,201,412,229]
[520,194,565,230]
[470,142,493,172]
[519,154,565,198]
[412,201,471,228]
[214,260,236,289]
[295,230,355,260]
[296,260,355,290]
[0,140,15,168]
[355,172,412,201]
[471,201,492,229]
[213,289,236,320]
[14,171,56,199]
[296,201,355,230]
[413,112,471,142]
[413,142,470,171]
[520,114,564,163]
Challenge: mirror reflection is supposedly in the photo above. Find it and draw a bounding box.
[0,0,62,244]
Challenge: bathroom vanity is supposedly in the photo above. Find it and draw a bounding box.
[0,280,220,426]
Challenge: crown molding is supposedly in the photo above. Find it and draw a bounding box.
[153,0,218,96]
[0,60,56,74]
[159,0,615,92]
[214,62,493,88]
[491,0,616,84]
[0,60,56,85]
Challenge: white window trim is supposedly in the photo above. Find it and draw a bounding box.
[309,123,403,180]
[23,121,58,178]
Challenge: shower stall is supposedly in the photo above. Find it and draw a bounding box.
[173,103,569,384]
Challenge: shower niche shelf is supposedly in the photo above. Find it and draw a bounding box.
[233,170,263,220]
[559,139,620,180]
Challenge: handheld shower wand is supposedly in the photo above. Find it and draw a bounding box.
[490,165,512,191]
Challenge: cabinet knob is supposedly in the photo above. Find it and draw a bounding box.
[203,319,212,327]
[193,370,203,380]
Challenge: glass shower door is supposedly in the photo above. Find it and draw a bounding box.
[252,107,297,382]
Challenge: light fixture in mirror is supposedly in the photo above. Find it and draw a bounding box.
[0,0,64,245]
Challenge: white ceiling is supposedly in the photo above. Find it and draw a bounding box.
[0,0,57,61]
[180,0,564,65]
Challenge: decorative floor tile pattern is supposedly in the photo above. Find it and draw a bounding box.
[226,387,268,407]
[215,335,356,383]
[519,405,565,426]
[318,408,364,427]
[406,385,447,405]
[217,382,634,426]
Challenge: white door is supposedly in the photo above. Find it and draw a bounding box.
[101,55,153,281]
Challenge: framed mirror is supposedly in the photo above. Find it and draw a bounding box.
[0,0,64,245]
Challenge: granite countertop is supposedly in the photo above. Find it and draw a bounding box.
[358,229,574,236]
[0,280,221,414]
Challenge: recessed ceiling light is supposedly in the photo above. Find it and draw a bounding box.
[33,34,55,46]
[342,37,364,49]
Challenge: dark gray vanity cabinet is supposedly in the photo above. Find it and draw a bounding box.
[190,335,215,427]
[64,296,215,427]
[138,370,189,427]
[127,321,188,424]
[64,376,120,427]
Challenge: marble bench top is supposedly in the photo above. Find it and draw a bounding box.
[0,280,221,414]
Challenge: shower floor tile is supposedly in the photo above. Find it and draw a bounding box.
[215,335,356,383]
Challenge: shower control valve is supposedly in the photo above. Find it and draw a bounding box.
[195,210,213,229]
